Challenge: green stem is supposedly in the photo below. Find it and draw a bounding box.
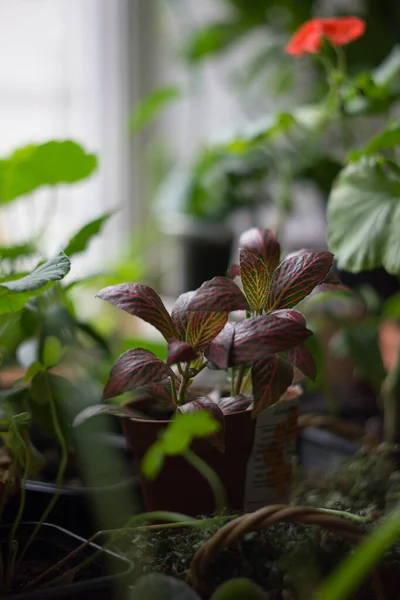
[15,373,68,570]
[184,449,227,511]
[319,507,375,525]
[177,363,191,405]
[234,365,246,396]
[170,375,178,406]
[230,367,236,397]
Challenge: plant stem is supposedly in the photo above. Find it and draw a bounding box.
[234,365,246,396]
[170,375,178,405]
[382,343,400,445]
[15,373,68,570]
[184,449,227,511]
[177,363,191,405]
[319,508,375,525]
[230,367,236,397]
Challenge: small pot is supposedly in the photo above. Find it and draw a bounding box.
[0,522,132,599]
[122,399,299,516]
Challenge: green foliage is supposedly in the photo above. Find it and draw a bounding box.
[327,157,400,275]
[63,211,114,257]
[348,121,400,161]
[0,253,70,314]
[0,140,97,204]
[42,335,65,369]
[142,411,221,479]
[211,578,268,600]
[130,86,181,134]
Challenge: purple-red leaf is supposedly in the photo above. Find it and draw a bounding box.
[227,264,240,279]
[323,268,342,286]
[205,322,236,370]
[186,311,228,350]
[239,249,269,312]
[187,277,249,312]
[131,381,177,410]
[103,348,175,400]
[239,228,281,276]
[97,283,175,341]
[167,339,199,366]
[266,250,334,311]
[230,314,312,365]
[286,344,317,381]
[178,398,225,452]
[218,394,252,414]
[251,355,294,416]
[273,309,307,327]
[171,291,194,340]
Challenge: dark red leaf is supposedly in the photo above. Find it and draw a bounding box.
[286,344,317,381]
[97,283,175,341]
[178,397,225,452]
[251,356,294,416]
[273,309,307,327]
[131,381,177,410]
[239,249,269,312]
[218,394,252,414]
[205,322,236,370]
[227,264,240,279]
[239,228,281,276]
[103,348,175,400]
[186,311,228,350]
[187,277,249,312]
[167,339,199,366]
[323,268,342,285]
[230,314,312,365]
[171,291,194,340]
[266,250,334,311]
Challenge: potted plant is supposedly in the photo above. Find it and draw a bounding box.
[90,226,334,517]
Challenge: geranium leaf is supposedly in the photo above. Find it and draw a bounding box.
[97,283,175,341]
[251,356,294,416]
[266,250,334,311]
[218,394,252,414]
[103,348,175,400]
[186,311,228,350]
[230,314,312,365]
[178,398,225,452]
[187,277,249,312]
[327,157,400,276]
[205,322,236,370]
[239,228,281,276]
[239,249,269,312]
[286,344,317,381]
[167,340,199,366]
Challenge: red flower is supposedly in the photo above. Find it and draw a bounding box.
[285,17,366,56]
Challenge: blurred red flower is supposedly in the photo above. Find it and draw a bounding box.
[285,17,366,56]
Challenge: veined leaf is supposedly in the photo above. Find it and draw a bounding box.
[128,381,177,410]
[187,277,249,312]
[73,403,145,427]
[103,348,175,400]
[0,253,71,314]
[63,211,113,257]
[251,356,294,416]
[226,264,240,279]
[240,249,269,312]
[97,283,176,341]
[239,228,281,276]
[218,394,252,414]
[171,291,194,340]
[286,344,317,381]
[0,140,97,204]
[266,250,334,311]
[231,314,312,365]
[327,157,400,276]
[273,308,307,326]
[178,398,225,452]
[186,311,228,349]
[167,339,199,366]
[205,322,236,370]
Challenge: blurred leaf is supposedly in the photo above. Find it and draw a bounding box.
[0,242,37,261]
[73,403,145,427]
[327,157,400,275]
[0,253,71,314]
[341,324,386,394]
[130,86,180,134]
[23,361,44,382]
[184,22,244,62]
[130,573,201,599]
[42,336,65,369]
[348,122,400,161]
[383,292,400,318]
[63,212,114,257]
[0,140,97,204]
[212,577,268,600]
[373,45,400,87]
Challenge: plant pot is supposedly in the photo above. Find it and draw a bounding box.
[122,399,299,516]
[3,435,144,538]
[0,522,132,599]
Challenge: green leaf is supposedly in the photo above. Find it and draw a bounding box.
[240,249,269,312]
[348,121,400,161]
[141,441,165,480]
[0,253,71,314]
[212,578,268,600]
[42,336,65,369]
[23,361,44,382]
[130,86,180,134]
[183,22,243,62]
[0,242,37,260]
[327,157,400,275]
[63,212,113,257]
[0,140,97,204]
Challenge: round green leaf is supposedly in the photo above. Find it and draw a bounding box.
[327,157,400,275]
[42,336,65,369]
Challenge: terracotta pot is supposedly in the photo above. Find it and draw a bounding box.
[122,399,298,517]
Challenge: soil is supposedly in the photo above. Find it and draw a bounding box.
[109,448,400,600]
